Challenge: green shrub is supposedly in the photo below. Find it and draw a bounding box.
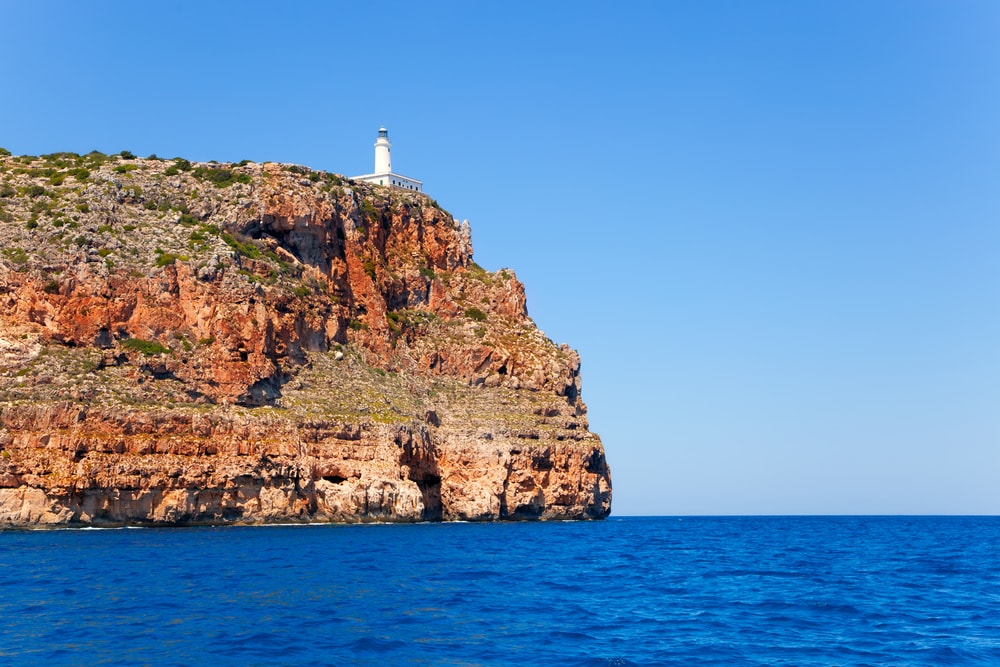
[26,185,47,198]
[0,184,15,198]
[237,269,262,284]
[119,150,136,159]
[387,311,402,334]
[419,266,437,279]
[155,252,187,266]
[0,147,10,157]
[363,258,377,281]
[464,307,487,322]
[25,219,38,230]
[293,285,311,297]
[41,151,80,163]
[164,166,180,176]
[84,150,107,165]
[120,337,170,355]
[2,248,29,264]
[221,232,262,259]
[113,164,139,174]
[192,166,251,188]
[178,213,198,226]
[12,167,56,179]
[42,280,59,294]
[171,158,192,171]
[361,200,379,221]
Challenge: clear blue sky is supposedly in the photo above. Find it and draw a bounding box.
[2,1,998,515]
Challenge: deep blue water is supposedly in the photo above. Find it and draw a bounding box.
[2,516,1000,666]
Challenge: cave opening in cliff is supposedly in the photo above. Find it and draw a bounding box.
[513,502,544,519]
[415,475,442,521]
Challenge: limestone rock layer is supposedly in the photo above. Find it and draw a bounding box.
[0,152,611,526]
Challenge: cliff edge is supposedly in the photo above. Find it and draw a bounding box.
[0,150,611,526]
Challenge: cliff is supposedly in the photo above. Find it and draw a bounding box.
[0,150,611,526]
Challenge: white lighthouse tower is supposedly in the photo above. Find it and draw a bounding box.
[351,127,423,192]
[374,127,391,174]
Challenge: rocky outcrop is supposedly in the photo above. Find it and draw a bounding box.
[0,402,610,525]
[0,151,611,526]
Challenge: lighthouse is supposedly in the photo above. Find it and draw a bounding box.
[374,127,391,174]
[351,126,423,192]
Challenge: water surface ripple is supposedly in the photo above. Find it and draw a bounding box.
[2,516,999,665]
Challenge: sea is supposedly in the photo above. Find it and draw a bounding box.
[1,516,999,666]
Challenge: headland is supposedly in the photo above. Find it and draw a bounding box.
[0,150,611,526]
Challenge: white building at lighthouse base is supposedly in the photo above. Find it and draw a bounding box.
[352,171,423,192]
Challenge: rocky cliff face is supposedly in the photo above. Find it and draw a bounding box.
[0,151,610,526]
